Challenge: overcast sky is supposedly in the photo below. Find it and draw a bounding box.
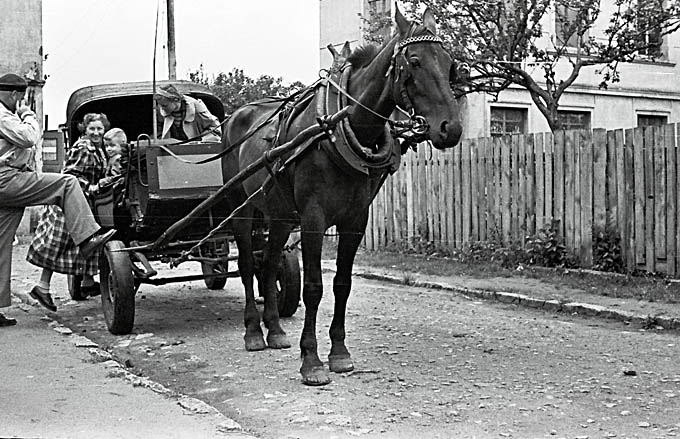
[42,0,320,127]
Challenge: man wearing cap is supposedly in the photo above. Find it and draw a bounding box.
[154,84,221,142]
[0,73,116,326]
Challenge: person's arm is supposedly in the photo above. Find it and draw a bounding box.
[193,99,221,138]
[63,140,101,193]
[96,156,123,188]
[0,105,40,148]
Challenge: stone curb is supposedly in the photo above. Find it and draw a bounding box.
[322,267,680,331]
[12,290,255,438]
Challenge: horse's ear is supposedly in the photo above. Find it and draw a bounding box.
[423,8,436,34]
[341,41,352,58]
[395,5,410,35]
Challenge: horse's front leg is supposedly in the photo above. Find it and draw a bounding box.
[328,213,367,373]
[299,214,330,386]
[232,209,265,351]
[259,220,292,349]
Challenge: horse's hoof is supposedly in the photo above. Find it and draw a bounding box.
[300,365,332,386]
[266,333,291,349]
[328,355,354,373]
[244,335,266,351]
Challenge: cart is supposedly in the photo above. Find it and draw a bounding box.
[62,80,305,335]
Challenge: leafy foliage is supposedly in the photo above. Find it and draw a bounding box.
[367,0,680,131]
[189,65,305,114]
[525,219,571,267]
[592,224,624,273]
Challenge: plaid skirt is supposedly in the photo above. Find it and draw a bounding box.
[26,205,99,275]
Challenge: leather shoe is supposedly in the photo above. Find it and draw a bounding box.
[29,286,57,312]
[82,282,101,297]
[80,229,116,258]
[0,313,17,327]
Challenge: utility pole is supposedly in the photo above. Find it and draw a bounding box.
[167,0,177,79]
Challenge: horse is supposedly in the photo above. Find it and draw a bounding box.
[220,6,463,386]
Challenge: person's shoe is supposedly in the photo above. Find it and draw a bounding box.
[0,313,17,327]
[79,229,116,258]
[81,282,101,297]
[29,286,57,312]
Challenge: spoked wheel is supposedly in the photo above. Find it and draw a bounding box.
[201,262,228,290]
[67,275,87,301]
[99,240,135,335]
[275,251,301,317]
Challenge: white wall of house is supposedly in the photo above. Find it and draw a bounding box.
[1,0,44,235]
[320,0,680,138]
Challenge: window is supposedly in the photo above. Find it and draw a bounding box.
[490,107,527,137]
[638,0,663,57]
[367,0,388,14]
[558,110,591,131]
[638,114,667,128]
[555,5,588,48]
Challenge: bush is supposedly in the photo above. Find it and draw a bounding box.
[592,224,624,273]
[525,219,571,268]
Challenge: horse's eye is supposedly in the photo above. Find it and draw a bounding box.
[409,57,421,68]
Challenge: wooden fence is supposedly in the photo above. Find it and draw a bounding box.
[363,124,680,277]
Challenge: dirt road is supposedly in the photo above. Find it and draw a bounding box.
[12,249,680,439]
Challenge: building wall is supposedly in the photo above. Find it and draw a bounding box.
[0,0,44,127]
[319,0,364,70]
[320,0,680,138]
[0,0,44,235]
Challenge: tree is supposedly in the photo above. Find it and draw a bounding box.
[189,65,305,114]
[369,0,680,131]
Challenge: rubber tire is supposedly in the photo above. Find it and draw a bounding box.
[276,251,301,317]
[202,262,228,290]
[68,275,88,301]
[99,240,135,335]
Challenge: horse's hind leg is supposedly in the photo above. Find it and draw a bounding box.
[260,220,292,349]
[233,208,266,351]
[328,215,367,373]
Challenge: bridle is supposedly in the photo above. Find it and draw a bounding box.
[323,25,446,150]
[389,26,445,147]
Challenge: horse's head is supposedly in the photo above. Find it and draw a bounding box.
[393,7,463,150]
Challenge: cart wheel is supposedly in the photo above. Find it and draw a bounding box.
[68,275,88,301]
[201,262,228,290]
[99,240,135,335]
[276,251,301,317]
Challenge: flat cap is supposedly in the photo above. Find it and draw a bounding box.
[0,73,28,92]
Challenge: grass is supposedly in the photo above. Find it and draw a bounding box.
[344,246,680,305]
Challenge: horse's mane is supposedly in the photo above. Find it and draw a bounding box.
[347,44,381,68]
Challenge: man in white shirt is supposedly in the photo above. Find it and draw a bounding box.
[0,73,115,325]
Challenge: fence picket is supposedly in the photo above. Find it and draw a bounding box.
[593,129,607,230]
[580,130,593,267]
[525,134,536,236]
[654,127,666,258]
[644,128,656,273]
[665,124,677,277]
[535,133,545,230]
[553,131,565,238]
[462,139,472,244]
[633,128,645,267]
[454,141,463,248]
[624,129,636,271]
[470,139,480,241]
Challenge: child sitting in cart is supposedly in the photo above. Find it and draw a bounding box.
[91,127,127,192]
[88,128,127,229]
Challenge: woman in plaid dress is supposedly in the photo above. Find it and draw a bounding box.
[26,113,111,307]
